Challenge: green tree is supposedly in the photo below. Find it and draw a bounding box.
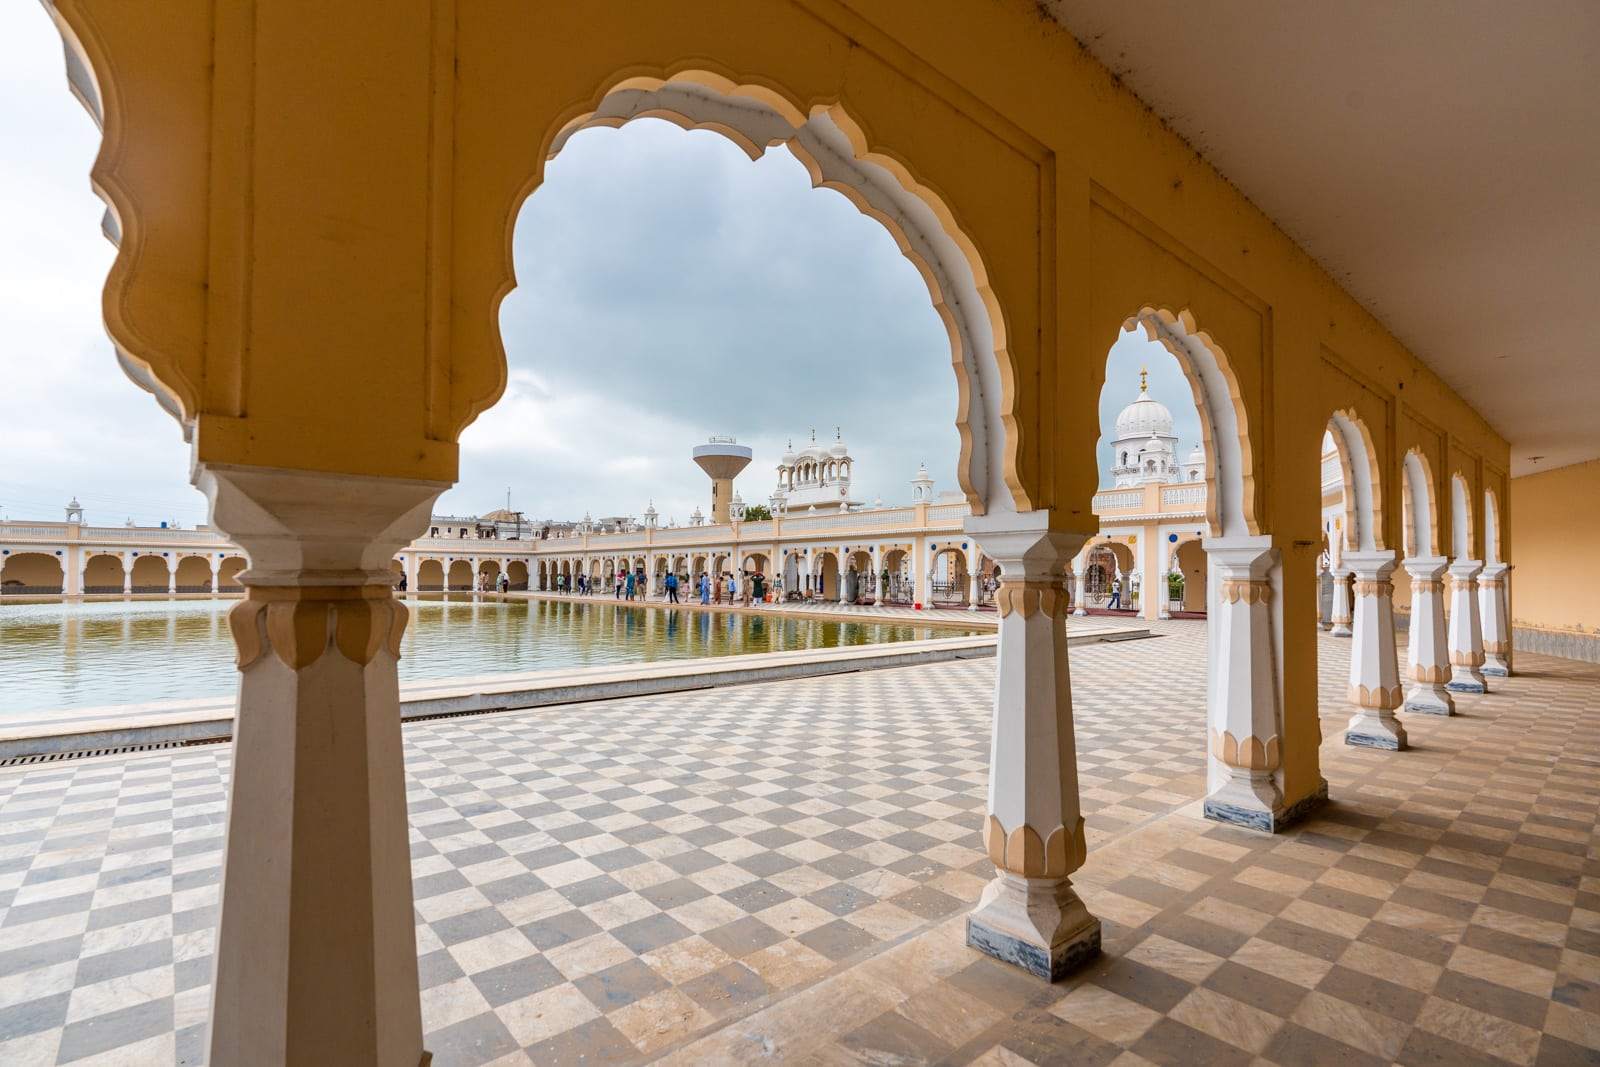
[740,504,772,522]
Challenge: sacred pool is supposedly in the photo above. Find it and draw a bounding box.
[0,596,980,717]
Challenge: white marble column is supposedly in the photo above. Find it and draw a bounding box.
[1447,560,1487,693]
[166,555,179,596]
[1072,558,1088,618]
[1329,570,1354,637]
[1344,551,1407,750]
[122,554,133,595]
[1202,538,1293,831]
[967,567,981,612]
[210,556,223,595]
[1402,557,1455,715]
[1479,562,1511,676]
[197,463,442,1067]
[964,514,1099,981]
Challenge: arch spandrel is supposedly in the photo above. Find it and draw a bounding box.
[1082,208,1269,539]
[453,5,1054,515]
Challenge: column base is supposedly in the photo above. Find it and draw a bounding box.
[966,873,1100,982]
[1345,711,1408,750]
[1330,625,1352,638]
[1404,685,1455,715]
[1447,667,1487,693]
[1482,654,1510,677]
[1203,771,1281,833]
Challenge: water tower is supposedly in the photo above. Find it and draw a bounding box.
[692,436,753,524]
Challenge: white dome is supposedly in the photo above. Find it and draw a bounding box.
[1115,392,1174,439]
[780,440,798,466]
[829,430,849,458]
[1186,442,1206,466]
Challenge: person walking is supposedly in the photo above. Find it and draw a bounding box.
[1108,576,1122,610]
[698,572,710,605]
[741,572,753,606]
[615,572,624,599]
[625,571,636,601]
[726,573,738,605]
[665,572,679,603]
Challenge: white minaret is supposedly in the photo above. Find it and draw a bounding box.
[911,463,935,504]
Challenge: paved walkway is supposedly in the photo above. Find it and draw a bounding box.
[0,623,1595,1064]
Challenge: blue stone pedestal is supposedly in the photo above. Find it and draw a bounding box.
[966,874,1100,982]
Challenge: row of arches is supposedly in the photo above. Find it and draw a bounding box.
[38,6,1519,1043]
[0,551,246,595]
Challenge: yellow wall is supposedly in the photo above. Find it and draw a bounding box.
[1511,458,1600,636]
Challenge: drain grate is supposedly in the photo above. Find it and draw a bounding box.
[0,735,229,768]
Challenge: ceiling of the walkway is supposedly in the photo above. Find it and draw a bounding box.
[1044,1,1600,475]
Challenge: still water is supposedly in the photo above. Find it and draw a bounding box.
[0,596,978,717]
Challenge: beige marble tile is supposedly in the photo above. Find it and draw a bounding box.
[1169,986,1285,1054]
[1372,900,1469,938]
[639,935,736,985]
[1471,904,1570,946]
[497,983,601,1047]
[1290,990,1409,1061]
[1448,942,1555,998]
[1415,995,1541,1066]
[495,887,577,927]
[412,885,494,923]
[581,891,661,929]
[1336,939,1441,992]
[1233,938,1335,988]
[64,966,173,1026]
[1235,866,1310,896]
[1092,890,1164,929]
[1051,984,1161,1045]
[740,939,835,992]
[1314,865,1397,900]
[608,985,717,1054]
[666,893,749,933]
[753,898,839,939]
[1543,1000,1600,1050]
[1125,934,1224,984]
[844,900,925,941]
[449,927,538,975]
[419,974,493,1031]
[1281,898,1369,939]
[543,931,635,980]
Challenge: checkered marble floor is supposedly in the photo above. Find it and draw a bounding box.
[0,622,1595,1065]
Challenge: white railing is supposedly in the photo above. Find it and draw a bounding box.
[1162,486,1206,507]
[1092,490,1143,511]
[82,527,226,543]
[1,525,69,537]
[650,525,730,542]
[927,503,972,520]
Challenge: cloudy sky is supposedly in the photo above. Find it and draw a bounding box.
[0,3,1198,530]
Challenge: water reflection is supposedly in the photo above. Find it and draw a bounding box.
[0,596,978,717]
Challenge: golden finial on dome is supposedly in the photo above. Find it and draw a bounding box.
[1140,366,1148,393]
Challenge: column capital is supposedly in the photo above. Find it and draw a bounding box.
[1343,549,1398,581]
[1448,559,1484,580]
[964,512,1086,578]
[1403,556,1450,582]
[1201,535,1275,578]
[196,463,448,587]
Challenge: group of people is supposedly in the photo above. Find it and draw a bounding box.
[544,568,790,608]
[692,571,768,606]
